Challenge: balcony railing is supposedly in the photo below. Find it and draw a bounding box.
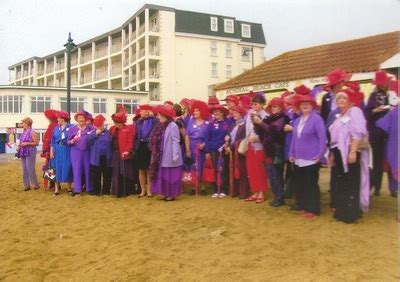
[94,69,108,81]
[130,33,136,42]
[130,54,137,63]
[149,48,159,56]
[130,76,137,85]
[56,63,65,71]
[124,37,129,46]
[46,64,54,73]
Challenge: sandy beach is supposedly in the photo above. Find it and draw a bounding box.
[0,156,398,281]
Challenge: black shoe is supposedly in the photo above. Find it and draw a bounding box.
[88,191,99,196]
[200,189,207,196]
[270,200,286,207]
[374,189,380,196]
[390,191,398,198]
[24,187,31,192]
[53,192,59,196]
[158,197,167,201]
[289,204,300,211]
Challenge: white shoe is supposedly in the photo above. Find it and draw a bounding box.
[211,193,219,198]
[219,193,226,198]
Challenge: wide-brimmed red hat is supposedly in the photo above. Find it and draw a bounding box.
[230,105,247,115]
[44,109,59,121]
[293,95,317,109]
[239,95,252,109]
[389,80,399,96]
[212,104,229,116]
[180,98,191,107]
[139,104,154,112]
[190,100,210,120]
[325,68,352,88]
[208,96,220,106]
[345,81,360,92]
[93,115,106,128]
[112,112,127,124]
[280,91,292,99]
[164,100,174,106]
[373,70,392,86]
[74,112,88,122]
[247,91,257,99]
[57,111,70,121]
[267,97,285,110]
[294,84,311,96]
[225,95,240,105]
[155,105,176,119]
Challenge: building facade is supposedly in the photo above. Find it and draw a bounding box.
[0,86,147,154]
[8,4,266,102]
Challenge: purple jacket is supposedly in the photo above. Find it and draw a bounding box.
[289,111,327,161]
[161,122,183,168]
[88,129,112,167]
[67,125,94,151]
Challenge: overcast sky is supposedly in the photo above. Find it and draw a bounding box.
[0,0,399,84]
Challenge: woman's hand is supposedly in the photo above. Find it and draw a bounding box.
[121,151,130,158]
[283,124,293,132]
[186,150,191,159]
[252,115,262,124]
[289,157,295,163]
[348,151,357,164]
[199,143,205,150]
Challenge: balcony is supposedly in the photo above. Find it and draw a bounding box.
[139,70,145,81]
[95,48,107,59]
[139,48,145,58]
[55,63,65,71]
[16,72,21,79]
[150,24,159,32]
[46,64,54,73]
[23,70,28,77]
[149,48,159,56]
[80,53,91,64]
[130,76,137,85]
[124,37,129,46]
[94,69,108,81]
[130,54,137,64]
[37,68,44,76]
[111,44,121,54]
[139,24,145,36]
[130,33,136,42]
[149,89,160,101]
[110,66,121,77]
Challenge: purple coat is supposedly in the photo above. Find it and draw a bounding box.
[289,111,327,161]
[161,122,183,168]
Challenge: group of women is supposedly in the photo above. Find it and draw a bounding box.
[18,68,399,224]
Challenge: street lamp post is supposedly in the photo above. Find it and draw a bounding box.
[64,33,76,115]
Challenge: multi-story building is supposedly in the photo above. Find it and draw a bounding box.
[8,4,266,102]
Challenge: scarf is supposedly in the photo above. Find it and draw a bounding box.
[148,120,171,183]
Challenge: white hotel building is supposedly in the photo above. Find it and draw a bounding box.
[8,4,266,102]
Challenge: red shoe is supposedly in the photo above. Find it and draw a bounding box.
[245,196,257,202]
[255,198,266,204]
[298,210,306,215]
[302,212,317,219]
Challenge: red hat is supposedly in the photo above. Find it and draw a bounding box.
[345,81,360,92]
[280,91,292,99]
[239,95,252,109]
[57,111,70,121]
[225,95,240,105]
[208,96,220,106]
[164,100,174,106]
[212,104,229,116]
[44,109,59,121]
[336,89,364,108]
[155,105,176,119]
[373,70,392,86]
[247,91,257,99]
[93,115,106,128]
[293,95,317,109]
[389,80,399,96]
[190,100,210,120]
[112,112,127,124]
[294,84,311,96]
[139,104,154,112]
[267,97,285,110]
[180,98,191,107]
[325,68,352,87]
[74,111,88,122]
[230,105,247,115]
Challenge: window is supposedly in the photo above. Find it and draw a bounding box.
[224,19,234,33]
[0,95,23,113]
[242,47,251,61]
[93,98,107,114]
[210,41,217,57]
[60,97,87,113]
[225,43,232,58]
[30,96,51,113]
[241,24,251,38]
[226,65,232,78]
[210,17,218,32]
[211,63,218,78]
[115,98,138,114]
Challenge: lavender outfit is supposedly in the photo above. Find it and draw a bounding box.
[68,125,94,193]
[151,122,183,198]
[19,128,39,189]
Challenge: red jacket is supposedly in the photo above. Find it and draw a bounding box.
[43,121,58,153]
[109,124,135,160]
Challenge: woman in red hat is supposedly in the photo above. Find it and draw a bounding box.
[185,100,210,195]
[149,105,183,201]
[67,112,94,197]
[253,97,290,207]
[224,105,250,199]
[321,68,352,124]
[134,104,158,198]
[205,104,231,198]
[245,93,269,203]
[365,70,393,196]
[179,98,192,129]
[87,115,112,195]
[289,95,327,218]
[50,111,73,195]
[41,109,59,190]
[329,89,369,223]
[110,107,136,197]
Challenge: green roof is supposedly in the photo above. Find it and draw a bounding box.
[175,10,266,45]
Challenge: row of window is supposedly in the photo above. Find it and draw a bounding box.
[210,41,252,60]
[211,63,232,79]
[0,96,138,115]
[210,17,251,38]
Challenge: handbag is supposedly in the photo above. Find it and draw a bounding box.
[43,166,56,181]
[238,139,248,155]
[202,157,216,183]
[182,164,198,186]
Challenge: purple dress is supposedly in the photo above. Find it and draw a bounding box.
[68,125,94,193]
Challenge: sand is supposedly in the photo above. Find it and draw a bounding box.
[0,156,398,281]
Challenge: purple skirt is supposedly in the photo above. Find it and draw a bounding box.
[152,166,182,198]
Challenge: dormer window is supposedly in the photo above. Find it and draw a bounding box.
[224,19,234,33]
[210,17,218,32]
[241,24,251,38]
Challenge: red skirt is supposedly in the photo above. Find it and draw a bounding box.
[246,145,268,192]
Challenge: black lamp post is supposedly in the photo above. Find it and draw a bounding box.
[64,33,76,115]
